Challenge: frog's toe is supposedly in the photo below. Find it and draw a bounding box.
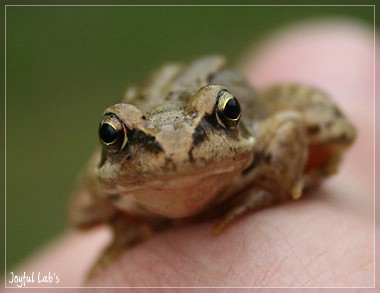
[212,188,277,235]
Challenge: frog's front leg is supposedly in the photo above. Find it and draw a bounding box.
[89,213,171,277]
[213,111,308,234]
[262,84,356,189]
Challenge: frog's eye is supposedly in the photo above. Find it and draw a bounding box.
[215,89,241,129]
[99,113,128,153]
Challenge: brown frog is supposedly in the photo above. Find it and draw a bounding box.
[69,56,355,269]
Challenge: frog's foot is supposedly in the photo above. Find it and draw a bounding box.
[212,188,277,235]
[87,215,170,279]
[87,225,152,279]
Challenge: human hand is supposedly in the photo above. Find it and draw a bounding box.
[9,19,375,288]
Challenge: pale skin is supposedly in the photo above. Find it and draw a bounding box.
[9,20,375,288]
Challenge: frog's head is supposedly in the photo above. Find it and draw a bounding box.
[97,85,255,218]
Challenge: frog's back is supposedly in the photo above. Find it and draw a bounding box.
[121,56,267,123]
[121,56,223,110]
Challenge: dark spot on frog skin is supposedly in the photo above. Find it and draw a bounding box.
[188,150,195,163]
[192,120,208,147]
[128,129,163,154]
[334,133,351,144]
[307,124,321,135]
[108,194,121,201]
[164,156,177,171]
[188,122,207,163]
[259,174,267,181]
[190,114,216,151]
[242,151,264,175]
[264,153,272,164]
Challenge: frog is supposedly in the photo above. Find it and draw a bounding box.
[69,56,356,270]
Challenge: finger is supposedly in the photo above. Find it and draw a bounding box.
[7,227,111,287]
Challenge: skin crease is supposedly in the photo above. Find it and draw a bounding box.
[6,20,375,289]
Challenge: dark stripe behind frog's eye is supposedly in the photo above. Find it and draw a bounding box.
[215,89,241,130]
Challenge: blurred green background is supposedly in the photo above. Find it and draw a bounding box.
[5,5,373,271]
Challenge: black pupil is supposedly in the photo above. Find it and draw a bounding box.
[99,123,118,143]
[224,98,241,119]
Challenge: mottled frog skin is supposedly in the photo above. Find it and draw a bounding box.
[69,56,355,268]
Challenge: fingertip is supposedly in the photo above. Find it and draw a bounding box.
[11,227,111,287]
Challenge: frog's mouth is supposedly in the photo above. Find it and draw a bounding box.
[103,152,253,219]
